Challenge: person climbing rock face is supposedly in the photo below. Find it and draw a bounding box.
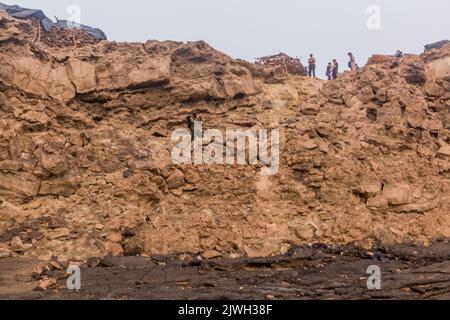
[308,54,316,78]
[186,115,195,141]
[186,112,202,141]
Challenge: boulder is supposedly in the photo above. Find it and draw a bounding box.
[40,153,67,175]
[20,110,50,128]
[422,119,443,132]
[438,144,450,157]
[0,173,40,198]
[0,244,11,258]
[301,104,320,116]
[382,184,412,206]
[38,179,80,197]
[66,58,97,93]
[5,56,76,100]
[202,250,222,259]
[166,169,186,190]
[367,196,389,211]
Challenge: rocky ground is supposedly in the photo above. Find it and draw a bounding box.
[3,241,450,300]
[0,7,449,299]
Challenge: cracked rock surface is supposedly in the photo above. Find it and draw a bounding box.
[0,11,449,264]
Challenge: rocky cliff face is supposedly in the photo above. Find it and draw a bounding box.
[0,11,449,262]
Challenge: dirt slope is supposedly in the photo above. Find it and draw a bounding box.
[0,11,449,263]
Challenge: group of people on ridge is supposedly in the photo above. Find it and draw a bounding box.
[306,52,358,80]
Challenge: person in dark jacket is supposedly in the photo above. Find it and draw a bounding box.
[332,59,339,79]
[308,54,316,78]
[186,115,196,141]
[348,52,356,70]
[326,62,333,80]
[395,50,404,58]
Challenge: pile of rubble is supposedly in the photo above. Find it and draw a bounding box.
[0,8,449,264]
[40,24,106,47]
[255,53,305,76]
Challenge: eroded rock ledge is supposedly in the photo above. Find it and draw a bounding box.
[0,10,449,262]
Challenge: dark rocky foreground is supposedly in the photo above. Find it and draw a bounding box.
[2,241,450,300]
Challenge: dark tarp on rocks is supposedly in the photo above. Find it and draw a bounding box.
[425,40,449,52]
[0,3,53,31]
[0,2,106,39]
[55,20,107,41]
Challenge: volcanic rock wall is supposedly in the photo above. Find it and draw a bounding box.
[0,11,449,262]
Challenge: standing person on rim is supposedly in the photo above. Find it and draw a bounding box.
[308,54,316,78]
[348,52,356,71]
[326,62,333,80]
[332,59,339,80]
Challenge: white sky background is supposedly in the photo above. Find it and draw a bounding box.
[2,0,450,78]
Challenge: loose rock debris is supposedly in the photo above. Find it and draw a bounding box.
[256,52,305,76]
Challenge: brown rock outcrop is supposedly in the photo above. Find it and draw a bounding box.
[0,10,449,262]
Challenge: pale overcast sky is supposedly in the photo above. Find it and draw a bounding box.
[2,0,449,78]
